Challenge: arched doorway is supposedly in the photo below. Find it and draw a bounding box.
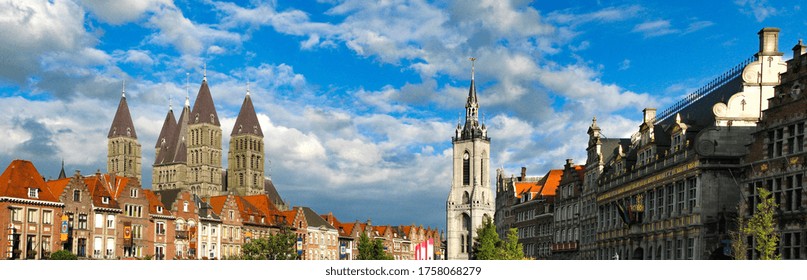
[632,247,644,260]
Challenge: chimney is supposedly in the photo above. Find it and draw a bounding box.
[566,159,574,168]
[793,39,806,60]
[758,27,783,56]
[520,167,527,181]
[643,108,656,123]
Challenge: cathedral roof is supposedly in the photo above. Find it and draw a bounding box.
[190,79,220,126]
[155,108,176,149]
[231,93,263,137]
[154,106,189,165]
[108,95,137,139]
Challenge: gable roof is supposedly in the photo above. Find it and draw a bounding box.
[108,95,137,139]
[45,177,71,200]
[0,160,59,202]
[83,175,120,209]
[231,93,263,137]
[143,189,171,216]
[301,207,335,229]
[190,79,220,126]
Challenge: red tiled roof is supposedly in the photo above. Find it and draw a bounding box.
[517,169,563,199]
[143,189,170,215]
[208,195,228,215]
[45,177,71,200]
[0,160,59,202]
[83,175,120,209]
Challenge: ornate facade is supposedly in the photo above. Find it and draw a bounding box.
[446,62,494,260]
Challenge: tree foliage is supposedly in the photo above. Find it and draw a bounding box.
[357,232,393,260]
[49,250,78,260]
[241,231,298,260]
[472,216,524,260]
[743,187,780,260]
[730,199,748,260]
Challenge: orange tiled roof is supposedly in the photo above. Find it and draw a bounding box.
[235,196,270,226]
[242,194,280,216]
[83,175,120,209]
[45,177,71,200]
[143,189,170,216]
[513,181,539,198]
[208,195,228,216]
[516,169,563,199]
[0,160,59,202]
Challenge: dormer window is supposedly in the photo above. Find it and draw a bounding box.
[157,206,163,213]
[102,197,110,204]
[130,189,138,198]
[28,188,39,198]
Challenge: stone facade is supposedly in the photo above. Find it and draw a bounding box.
[743,38,807,259]
[552,160,584,259]
[446,68,494,260]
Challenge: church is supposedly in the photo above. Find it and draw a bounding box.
[446,60,495,260]
[106,73,285,208]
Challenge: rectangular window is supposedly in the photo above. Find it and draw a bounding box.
[11,208,21,222]
[78,214,87,229]
[42,210,52,224]
[666,185,674,218]
[106,215,115,229]
[687,238,695,260]
[73,190,81,202]
[676,181,685,215]
[95,213,103,228]
[27,209,38,223]
[183,201,189,212]
[41,236,51,256]
[782,232,801,260]
[133,225,143,239]
[687,177,697,211]
[28,188,39,198]
[130,189,138,198]
[106,237,114,258]
[156,221,166,235]
[93,237,102,258]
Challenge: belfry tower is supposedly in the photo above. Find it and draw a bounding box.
[446,58,494,260]
[227,83,265,196]
[107,82,142,181]
[187,73,223,197]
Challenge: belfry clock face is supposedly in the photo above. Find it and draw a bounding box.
[463,153,469,160]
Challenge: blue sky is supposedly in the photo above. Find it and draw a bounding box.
[0,0,804,231]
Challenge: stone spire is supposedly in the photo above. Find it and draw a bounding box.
[58,160,66,179]
[108,85,137,139]
[191,78,220,126]
[231,85,263,137]
[459,58,484,140]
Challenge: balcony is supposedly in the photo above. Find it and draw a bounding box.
[176,231,189,240]
[551,241,579,252]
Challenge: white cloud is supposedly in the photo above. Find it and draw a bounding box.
[78,0,169,25]
[146,5,242,55]
[735,0,778,22]
[619,59,631,70]
[632,20,677,37]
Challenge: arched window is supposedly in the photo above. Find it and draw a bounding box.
[462,152,470,185]
[462,191,470,204]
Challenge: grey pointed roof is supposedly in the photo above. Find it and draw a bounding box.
[302,207,335,229]
[190,79,220,126]
[108,95,137,139]
[154,189,183,211]
[58,160,66,179]
[231,94,263,137]
[154,109,176,148]
[264,178,285,210]
[154,105,190,165]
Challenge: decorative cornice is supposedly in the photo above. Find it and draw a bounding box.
[0,197,63,207]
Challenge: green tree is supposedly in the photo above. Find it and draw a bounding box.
[241,231,298,260]
[49,250,78,260]
[730,199,748,260]
[472,216,524,260]
[744,187,780,260]
[357,232,393,260]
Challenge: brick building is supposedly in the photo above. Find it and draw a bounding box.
[552,160,584,259]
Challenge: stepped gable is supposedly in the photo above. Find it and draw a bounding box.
[108,95,137,139]
[83,175,120,209]
[190,79,220,126]
[231,93,263,136]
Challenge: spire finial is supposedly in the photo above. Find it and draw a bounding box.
[469,57,477,80]
[203,62,207,81]
[592,116,597,124]
[185,72,190,107]
[168,94,172,111]
[246,80,250,96]
[121,80,126,98]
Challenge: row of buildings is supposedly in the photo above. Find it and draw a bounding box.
[494,27,807,260]
[2,73,440,260]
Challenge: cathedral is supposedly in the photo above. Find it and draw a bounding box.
[446,60,495,260]
[106,74,284,207]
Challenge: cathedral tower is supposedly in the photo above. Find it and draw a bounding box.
[152,95,190,192]
[187,76,223,197]
[227,84,265,196]
[107,83,142,181]
[446,59,494,260]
